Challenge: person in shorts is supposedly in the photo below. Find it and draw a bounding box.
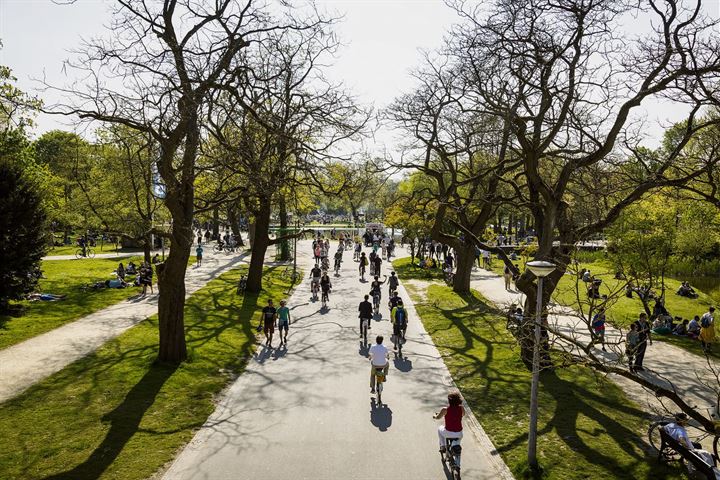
[277,300,291,346]
[261,299,277,348]
[196,244,203,267]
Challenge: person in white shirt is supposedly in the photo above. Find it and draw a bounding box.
[368,335,389,393]
[664,413,719,476]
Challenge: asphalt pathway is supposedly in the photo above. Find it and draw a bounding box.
[162,241,513,480]
[0,250,249,403]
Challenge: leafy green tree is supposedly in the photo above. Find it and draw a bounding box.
[0,161,47,312]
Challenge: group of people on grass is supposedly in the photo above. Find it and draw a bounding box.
[108,261,155,295]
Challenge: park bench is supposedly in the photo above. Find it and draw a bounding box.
[658,424,718,480]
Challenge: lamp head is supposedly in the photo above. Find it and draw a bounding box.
[526,260,556,278]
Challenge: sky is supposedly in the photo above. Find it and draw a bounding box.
[1,0,719,155]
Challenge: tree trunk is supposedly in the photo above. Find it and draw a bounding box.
[246,201,271,293]
[212,208,220,240]
[228,206,243,247]
[143,232,152,264]
[278,195,291,261]
[157,234,190,363]
[452,243,475,293]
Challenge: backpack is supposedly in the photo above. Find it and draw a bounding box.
[702,315,712,328]
[395,307,406,325]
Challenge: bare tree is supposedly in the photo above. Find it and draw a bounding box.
[205,23,369,292]
[445,0,720,361]
[43,0,317,362]
[387,55,517,292]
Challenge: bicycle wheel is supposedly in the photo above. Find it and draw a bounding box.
[75,249,84,259]
[86,248,95,259]
[648,421,680,461]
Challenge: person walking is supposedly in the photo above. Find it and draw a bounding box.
[196,244,204,267]
[503,264,513,291]
[261,299,277,349]
[632,312,652,371]
[700,307,716,353]
[277,300,291,347]
[626,323,640,373]
[592,307,607,352]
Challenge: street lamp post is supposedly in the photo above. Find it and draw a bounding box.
[525,260,556,472]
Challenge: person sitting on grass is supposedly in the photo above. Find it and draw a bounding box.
[126,262,137,275]
[688,315,701,339]
[673,319,689,336]
[652,315,672,335]
[117,262,126,281]
[677,281,698,299]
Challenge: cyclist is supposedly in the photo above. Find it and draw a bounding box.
[373,253,383,277]
[310,264,322,298]
[388,290,401,311]
[359,252,368,279]
[358,294,373,336]
[391,299,408,350]
[369,335,390,394]
[320,272,332,305]
[434,391,465,453]
[388,271,399,295]
[369,275,387,312]
[334,248,343,274]
[354,241,362,261]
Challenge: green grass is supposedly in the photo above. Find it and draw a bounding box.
[405,282,686,479]
[0,265,299,480]
[484,257,717,358]
[0,256,146,349]
[392,256,445,281]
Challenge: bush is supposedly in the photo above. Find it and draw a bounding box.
[0,161,47,311]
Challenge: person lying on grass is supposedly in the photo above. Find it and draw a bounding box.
[27,293,67,302]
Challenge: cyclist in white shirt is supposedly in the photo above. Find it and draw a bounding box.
[368,335,389,394]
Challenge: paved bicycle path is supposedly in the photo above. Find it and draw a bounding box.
[162,241,513,480]
[465,267,720,415]
[0,250,251,403]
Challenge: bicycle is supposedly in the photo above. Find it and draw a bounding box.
[321,290,329,307]
[440,437,462,480]
[334,258,341,275]
[236,275,247,295]
[75,247,96,259]
[374,367,386,404]
[648,413,720,462]
[361,317,370,344]
[359,264,366,279]
[311,280,320,300]
[372,292,381,314]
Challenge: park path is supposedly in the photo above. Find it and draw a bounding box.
[162,240,513,480]
[465,267,720,416]
[0,250,251,404]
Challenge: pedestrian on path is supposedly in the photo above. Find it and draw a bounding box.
[196,244,204,267]
[503,264,512,291]
[626,323,640,373]
[277,300,290,347]
[632,312,652,371]
[261,299,277,349]
[700,307,716,353]
[592,307,607,352]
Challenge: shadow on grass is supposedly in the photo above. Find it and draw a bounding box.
[42,362,177,480]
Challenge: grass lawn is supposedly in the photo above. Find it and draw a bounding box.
[0,256,145,350]
[405,282,685,479]
[0,265,299,480]
[392,255,445,281]
[484,256,717,358]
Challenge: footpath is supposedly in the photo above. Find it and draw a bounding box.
[466,268,720,416]
[0,250,249,403]
[162,241,513,480]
